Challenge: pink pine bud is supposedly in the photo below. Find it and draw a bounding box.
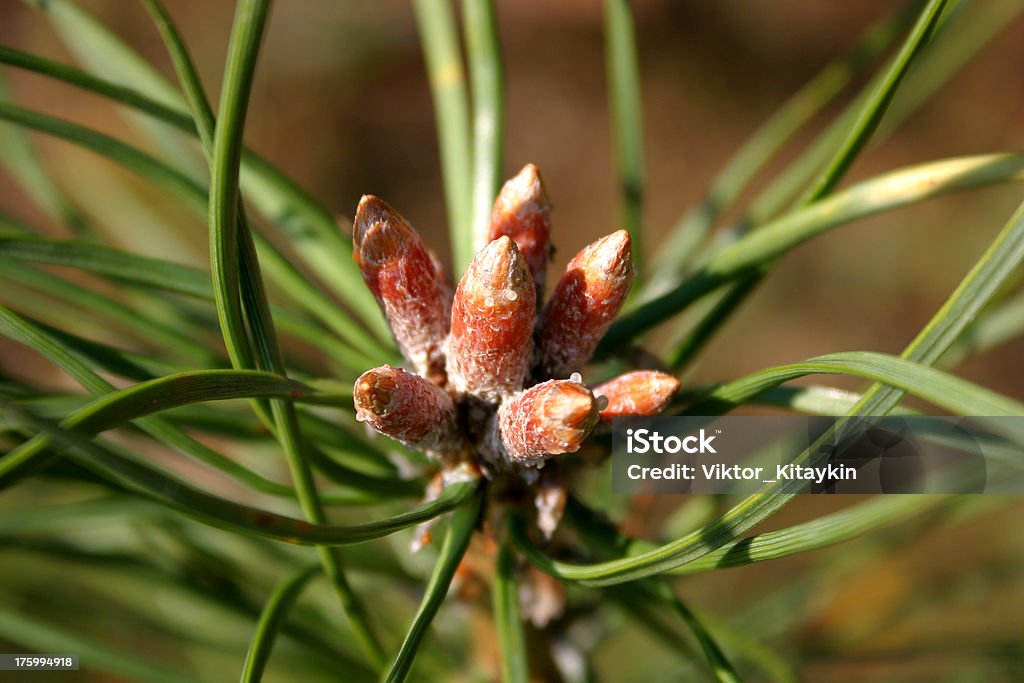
[354,196,450,382]
[494,379,599,465]
[354,366,461,452]
[488,163,552,298]
[592,370,680,421]
[536,230,633,377]
[447,236,536,402]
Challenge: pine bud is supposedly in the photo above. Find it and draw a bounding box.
[354,196,450,382]
[354,366,461,452]
[488,163,552,298]
[592,370,680,421]
[535,468,567,540]
[447,236,536,402]
[536,230,633,378]
[520,566,566,628]
[494,379,598,465]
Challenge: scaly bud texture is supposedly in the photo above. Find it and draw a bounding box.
[537,230,633,378]
[592,370,680,421]
[354,196,450,381]
[354,366,460,451]
[350,165,667,541]
[447,236,536,402]
[487,163,552,298]
[493,379,598,465]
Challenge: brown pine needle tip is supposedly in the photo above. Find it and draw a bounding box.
[494,379,599,466]
[354,365,461,451]
[488,163,552,298]
[353,195,450,381]
[592,370,680,421]
[537,229,633,378]
[447,236,536,402]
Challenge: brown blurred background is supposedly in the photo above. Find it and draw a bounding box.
[2,2,1023,680]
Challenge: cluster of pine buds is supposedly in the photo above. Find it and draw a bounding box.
[351,164,679,530]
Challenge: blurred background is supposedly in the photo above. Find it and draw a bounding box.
[2,1,1023,681]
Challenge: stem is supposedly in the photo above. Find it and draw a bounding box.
[382,491,482,682]
[463,0,505,263]
[240,565,320,683]
[604,0,646,270]
[205,0,384,666]
[413,0,474,273]
[494,535,529,683]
